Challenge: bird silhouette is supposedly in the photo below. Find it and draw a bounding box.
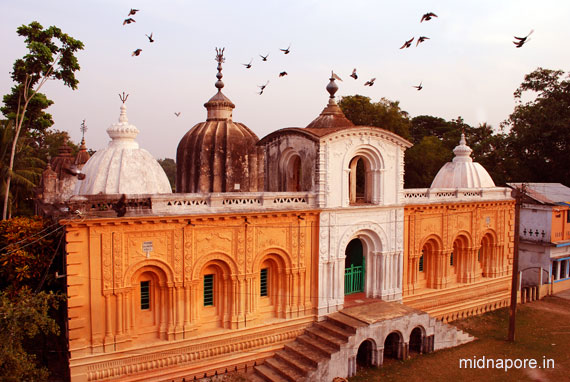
[174,112,181,117]
[413,82,423,91]
[350,68,358,80]
[128,8,139,16]
[364,78,376,86]
[258,81,269,95]
[243,59,253,68]
[113,194,127,217]
[279,71,288,77]
[400,37,414,49]
[513,29,534,48]
[146,33,154,43]
[416,36,430,46]
[421,12,438,22]
[132,49,142,56]
[280,44,291,54]
[123,18,136,25]
[260,54,269,61]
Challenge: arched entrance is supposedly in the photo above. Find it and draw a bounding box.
[357,339,375,369]
[383,332,402,361]
[409,327,423,354]
[345,238,365,295]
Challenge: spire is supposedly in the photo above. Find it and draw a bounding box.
[305,72,354,129]
[106,95,140,147]
[327,71,340,100]
[452,133,473,163]
[215,47,225,91]
[204,47,235,121]
[75,120,91,165]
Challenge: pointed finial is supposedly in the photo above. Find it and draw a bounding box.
[327,71,340,100]
[215,47,225,90]
[459,132,466,146]
[119,92,129,104]
[80,119,87,141]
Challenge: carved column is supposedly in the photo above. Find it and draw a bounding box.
[103,293,113,351]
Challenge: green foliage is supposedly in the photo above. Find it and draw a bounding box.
[503,67,570,184]
[405,136,451,188]
[338,95,412,140]
[158,158,176,191]
[0,289,63,382]
[0,216,60,293]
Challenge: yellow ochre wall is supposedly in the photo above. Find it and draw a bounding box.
[64,211,319,382]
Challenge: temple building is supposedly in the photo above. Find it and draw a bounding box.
[36,51,516,381]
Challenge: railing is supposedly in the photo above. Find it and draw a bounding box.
[345,264,364,295]
[403,187,512,204]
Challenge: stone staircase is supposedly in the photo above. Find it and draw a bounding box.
[403,277,511,322]
[250,313,359,382]
[432,318,475,351]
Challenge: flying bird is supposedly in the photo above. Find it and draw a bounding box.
[260,54,269,61]
[400,37,414,49]
[413,82,423,91]
[146,33,154,43]
[243,59,253,68]
[258,81,269,95]
[350,68,358,80]
[123,18,136,25]
[132,49,142,56]
[513,29,534,48]
[174,112,181,117]
[280,44,291,54]
[128,8,139,16]
[416,36,430,46]
[364,78,376,86]
[279,71,288,77]
[421,12,438,22]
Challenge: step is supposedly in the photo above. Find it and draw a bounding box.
[264,357,305,382]
[304,326,345,350]
[283,341,326,368]
[274,348,316,376]
[427,290,509,317]
[297,334,337,357]
[254,364,289,382]
[326,312,365,333]
[315,320,354,341]
[246,372,267,382]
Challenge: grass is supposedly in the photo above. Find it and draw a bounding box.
[349,295,570,382]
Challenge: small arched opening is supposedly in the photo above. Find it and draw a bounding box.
[356,339,375,369]
[286,154,302,192]
[345,238,365,295]
[349,156,372,204]
[258,253,288,319]
[383,331,402,361]
[199,260,232,329]
[409,327,424,355]
[480,232,496,277]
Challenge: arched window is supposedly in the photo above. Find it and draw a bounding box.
[286,155,302,191]
[349,156,371,204]
[199,261,232,329]
[258,254,288,319]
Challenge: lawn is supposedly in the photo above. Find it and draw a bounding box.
[349,295,570,382]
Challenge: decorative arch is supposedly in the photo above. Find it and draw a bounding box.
[192,252,239,280]
[197,257,234,329]
[338,222,387,257]
[451,232,473,283]
[252,247,293,273]
[418,235,444,289]
[383,331,404,360]
[356,338,379,369]
[342,144,385,206]
[254,250,292,319]
[480,229,504,277]
[409,326,426,354]
[279,148,303,192]
[123,259,175,288]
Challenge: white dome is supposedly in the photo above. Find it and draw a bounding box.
[74,104,172,195]
[430,133,495,189]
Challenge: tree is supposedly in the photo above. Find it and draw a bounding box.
[502,67,570,184]
[1,21,84,219]
[405,136,451,188]
[338,95,412,140]
[0,289,63,382]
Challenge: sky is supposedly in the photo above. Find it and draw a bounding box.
[1,0,569,160]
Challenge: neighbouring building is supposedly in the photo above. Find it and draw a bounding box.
[507,183,570,293]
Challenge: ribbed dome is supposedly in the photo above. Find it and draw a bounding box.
[305,75,354,129]
[176,91,260,193]
[176,48,260,193]
[74,104,172,195]
[430,133,495,189]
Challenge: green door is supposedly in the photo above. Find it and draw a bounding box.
[345,239,365,295]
